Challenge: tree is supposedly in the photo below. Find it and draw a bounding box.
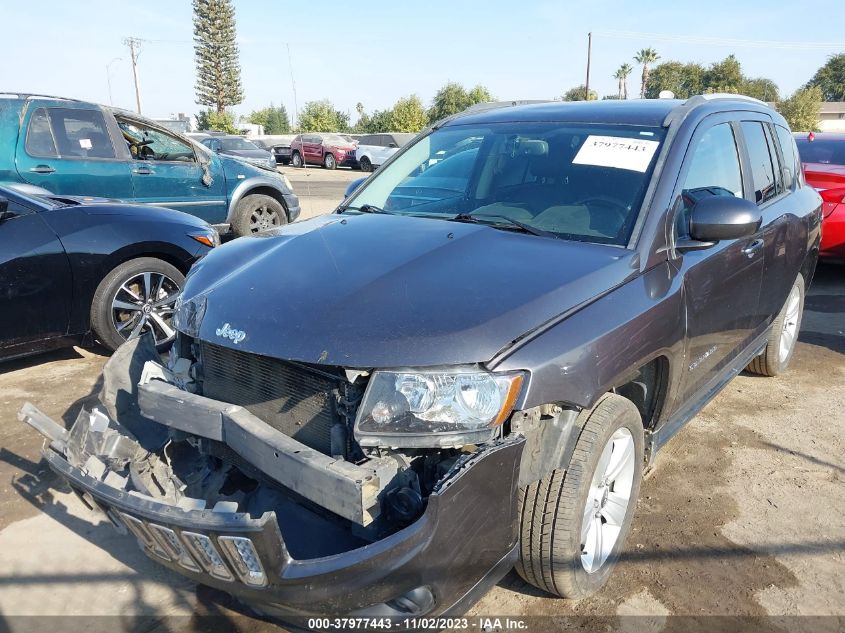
[644,61,705,99]
[562,85,598,101]
[246,104,290,134]
[777,87,823,132]
[614,63,633,99]
[196,109,237,133]
[297,99,350,132]
[740,77,780,102]
[389,95,428,132]
[427,82,494,121]
[806,53,845,101]
[634,48,660,98]
[193,0,244,113]
[703,54,743,94]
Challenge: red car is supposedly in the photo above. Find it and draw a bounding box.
[795,132,845,258]
[289,133,358,170]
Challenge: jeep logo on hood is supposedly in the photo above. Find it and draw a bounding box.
[215,323,246,344]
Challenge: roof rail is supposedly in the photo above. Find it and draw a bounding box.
[662,93,769,127]
[0,92,87,103]
[432,99,552,128]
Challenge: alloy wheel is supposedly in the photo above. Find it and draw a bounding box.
[248,203,280,232]
[580,427,636,573]
[111,272,180,347]
[779,284,801,363]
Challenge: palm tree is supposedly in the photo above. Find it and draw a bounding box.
[614,63,634,99]
[634,48,660,98]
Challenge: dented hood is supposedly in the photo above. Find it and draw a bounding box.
[181,213,637,367]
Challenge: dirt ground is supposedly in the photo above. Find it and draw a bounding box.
[0,170,842,631]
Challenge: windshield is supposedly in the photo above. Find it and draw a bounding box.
[220,137,260,151]
[795,138,845,166]
[344,122,665,245]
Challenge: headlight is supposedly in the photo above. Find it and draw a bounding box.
[172,294,207,338]
[354,368,525,448]
[188,229,219,248]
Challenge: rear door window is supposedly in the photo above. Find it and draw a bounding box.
[740,121,777,205]
[775,126,798,189]
[25,108,59,158]
[45,108,116,159]
[763,123,785,196]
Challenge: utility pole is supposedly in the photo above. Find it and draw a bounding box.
[124,37,143,114]
[585,32,592,101]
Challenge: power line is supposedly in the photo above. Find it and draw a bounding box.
[596,30,845,51]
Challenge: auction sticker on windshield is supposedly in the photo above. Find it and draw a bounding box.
[572,135,660,172]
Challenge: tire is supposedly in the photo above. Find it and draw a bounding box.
[291,152,303,168]
[231,194,287,236]
[359,156,372,172]
[746,275,805,377]
[90,257,185,353]
[516,393,644,599]
[323,153,337,170]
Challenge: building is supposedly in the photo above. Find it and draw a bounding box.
[819,102,845,133]
[154,113,194,134]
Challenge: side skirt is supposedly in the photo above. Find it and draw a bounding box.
[645,327,770,467]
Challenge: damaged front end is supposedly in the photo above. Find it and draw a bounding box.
[20,334,525,620]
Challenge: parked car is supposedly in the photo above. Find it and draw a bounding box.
[199,135,276,170]
[22,96,820,623]
[289,133,357,169]
[794,132,845,258]
[355,133,415,171]
[0,94,299,236]
[0,185,217,361]
[252,135,296,165]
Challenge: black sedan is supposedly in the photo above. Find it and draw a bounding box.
[0,186,217,361]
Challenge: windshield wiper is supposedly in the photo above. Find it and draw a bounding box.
[338,204,393,215]
[452,212,559,239]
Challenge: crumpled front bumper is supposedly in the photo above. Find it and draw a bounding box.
[20,337,525,622]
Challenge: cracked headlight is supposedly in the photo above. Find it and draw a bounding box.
[172,294,207,338]
[354,369,525,448]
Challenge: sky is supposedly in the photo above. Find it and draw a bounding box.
[4,0,844,124]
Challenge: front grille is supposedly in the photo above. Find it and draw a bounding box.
[199,342,343,455]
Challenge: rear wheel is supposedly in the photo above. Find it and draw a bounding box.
[516,393,644,599]
[231,194,287,236]
[90,257,184,352]
[291,151,303,168]
[324,153,337,170]
[746,275,805,376]
[359,156,372,172]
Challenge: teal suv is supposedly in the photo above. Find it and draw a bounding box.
[0,93,300,235]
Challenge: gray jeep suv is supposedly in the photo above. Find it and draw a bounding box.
[21,96,821,624]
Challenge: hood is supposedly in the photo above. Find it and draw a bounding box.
[182,214,637,368]
[223,149,272,159]
[79,202,212,229]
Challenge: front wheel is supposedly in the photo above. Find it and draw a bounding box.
[90,257,185,352]
[516,393,644,599]
[231,194,287,236]
[291,152,303,168]
[323,153,337,170]
[746,275,805,376]
[359,156,372,172]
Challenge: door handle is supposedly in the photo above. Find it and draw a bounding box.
[132,167,153,175]
[29,165,55,174]
[741,239,764,258]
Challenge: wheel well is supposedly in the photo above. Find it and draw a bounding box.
[611,356,669,430]
[240,186,289,217]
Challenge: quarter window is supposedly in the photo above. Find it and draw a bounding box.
[44,108,116,159]
[25,108,59,158]
[676,123,743,237]
[741,121,777,205]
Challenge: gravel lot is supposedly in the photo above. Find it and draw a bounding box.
[0,167,842,631]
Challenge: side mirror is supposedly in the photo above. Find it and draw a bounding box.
[344,176,368,199]
[388,142,398,148]
[214,146,222,153]
[688,195,761,243]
